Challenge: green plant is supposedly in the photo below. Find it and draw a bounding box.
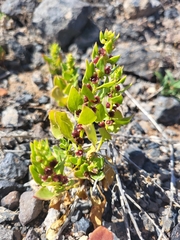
[155,70,180,100]
[30,30,132,200]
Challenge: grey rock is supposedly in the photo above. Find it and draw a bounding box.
[7,39,31,64]
[0,180,24,200]
[0,206,18,223]
[19,191,43,225]
[123,0,161,19]
[126,145,146,167]
[153,96,180,126]
[73,217,92,234]
[32,0,91,49]
[1,0,38,25]
[74,19,99,51]
[164,7,179,19]
[25,228,40,240]
[104,221,127,240]
[71,209,82,223]
[0,226,14,240]
[0,153,28,181]
[171,223,180,240]
[1,191,20,210]
[32,70,43,86]
[16,93,33,105]
[39,95,50,104]
[141,213,156,232]
[76,199,92,214]
[116,42,168,81]
[43,208,60,231]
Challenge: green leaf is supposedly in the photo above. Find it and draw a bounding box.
[49,110,63,139]
[99,128,111,140]
[78,105,97,125]
[96,80,116,90]
[117,76,126,84]
[34,187,55,200]
[51,86,63,100]
[49,110,74,141]
[82,60,94,83]
[55,111,74,141]
[91,42,99,60]
[96,103,106,122]
[96,56,105,73]
[83,124,97,147]
[67,87,82,112]
[111,95,123,104]
[91,171,105,181]
[29,165,42,185]
[99,31,104,44]
[108,55,120,64]
[81,85,94,100]
[53,76,66,90]
[115,116,132,125]
[172,81,180,88]
[74,163,88,179]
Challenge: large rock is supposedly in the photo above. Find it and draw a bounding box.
[1,0,38,25]
[0,153,28,181]
[19,191,43,225]
[116,42,171,81]
[123,0,161,19]
[153,96,180,126]
[32,0,92,49]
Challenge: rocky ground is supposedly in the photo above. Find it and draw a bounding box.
[0,0,180,239]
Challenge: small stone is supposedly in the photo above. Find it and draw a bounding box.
[32,71,44,87]
[43,208,60,231]
[19,191,43,225]
[0,226,14,240]
[25,228,40,240]
[0,180,24,200]
[0,206,18,223]
[71,209,82,223]
[126,145,146,167]
[1,107,22,128]
[1,191,20,210]
[73,217,92,234]
[38,95,50,104]
[16,93,33,105]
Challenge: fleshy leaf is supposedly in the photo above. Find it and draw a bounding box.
[111,95,123,104]
[34,187,55,200]
[99,128,111,140]
[67,87,82,112]
[108,55,120,64]
[96,80,116,90]
[91,42,99,60]
[29,165,42,184]
[49,110,63,139]
[83,124,97,147]
[96,103,106,122]
[81,85,94,100]
[78,105,97,125]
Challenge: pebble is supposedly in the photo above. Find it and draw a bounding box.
[73,217,92,234]
[0,206,18,223]
[0,226,14,240]
[43,208,60,231]
[38,95,50,104]
[125,145,146,167]
[19,191,43,225]
[1,191,20,210]
[25,228,40,240]
[71,209,82,223]
[0,180,24,200]
[1,106,23,128]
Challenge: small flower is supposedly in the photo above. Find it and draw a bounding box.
[115,85,120,91]
[44,167,53,176]
[93,56,99,64]
[84,96,89,103]
[75,149,83,157]
[98,121,105,128]
[72,130,80,138]
[49,160,58,168]
[86,84,92,91]
[108,110,115,117]
[106,102,111,108]
[98,48,106,56]
[90,74,99,84]
[76,109,81,116]
[92,96,100,104]
[104,66,111,74]
[106,120,114,125]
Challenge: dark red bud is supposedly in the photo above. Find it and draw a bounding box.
[115,85,120,91]
[108,110,115,117]
[98,121,105,128]
[106,102,111,108]
[44,167,53,176]
[106,120,114,125]
[49,160,58,168]
[75,150,83,157]
[105,66,111,75]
